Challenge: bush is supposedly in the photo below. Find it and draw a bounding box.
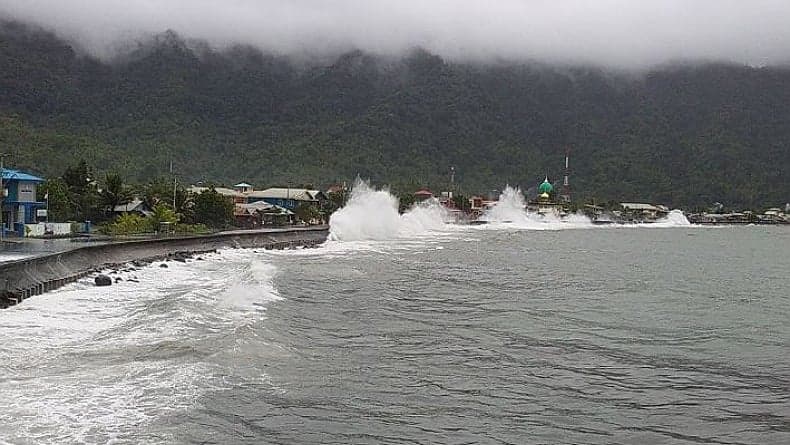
[102,213,150,235]
[174,223,211,234]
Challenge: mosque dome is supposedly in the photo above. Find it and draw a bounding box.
[538,178,553,195]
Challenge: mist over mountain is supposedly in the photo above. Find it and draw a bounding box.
[3,0,790,68]
[1,21,788,208]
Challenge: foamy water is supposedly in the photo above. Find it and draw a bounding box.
[1,223,780,444]
[0,249,282,444]
[329,179,450,241]
[479,186,594,230]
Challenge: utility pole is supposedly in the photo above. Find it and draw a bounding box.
[0,153,11,242]
[450,166,455,196]
[170,160,177,210]
[560,147,571,204]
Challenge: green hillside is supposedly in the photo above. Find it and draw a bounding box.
[1,21,788,209]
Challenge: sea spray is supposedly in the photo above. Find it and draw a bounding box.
[481,186,530,225]
[656,209,692,226]
[480,185,593,229]
[329,180,448,241]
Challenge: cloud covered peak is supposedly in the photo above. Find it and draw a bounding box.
[2,0,789,68]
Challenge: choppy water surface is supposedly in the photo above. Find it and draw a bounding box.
[1,224,789,444]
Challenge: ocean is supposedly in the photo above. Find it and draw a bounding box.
[1,186,788,444]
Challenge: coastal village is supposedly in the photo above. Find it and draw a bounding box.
[2,160,789,240]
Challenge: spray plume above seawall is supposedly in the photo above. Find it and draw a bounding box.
[2,0,790,68]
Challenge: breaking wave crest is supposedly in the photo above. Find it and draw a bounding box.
[653,209,692,226]
[480,186,593,230]
[328,179,448,241]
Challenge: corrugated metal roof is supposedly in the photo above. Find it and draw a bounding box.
[1,169,45,182]
[236,201,293,215]
[620,203,662,211]
[188,186,242,197]
[247,188,324,201]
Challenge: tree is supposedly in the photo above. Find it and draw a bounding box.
[191,187,234,229]
[38,178,71,221]
[398,192,416,213]
[99,172,133,216]
[62,160,100,222]
[148,203,178,232]
[452,194,471,211]
[142,177,191,217]
[326,190,349,215]
[294,202,321,224]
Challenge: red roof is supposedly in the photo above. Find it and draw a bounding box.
[414,189,433,196]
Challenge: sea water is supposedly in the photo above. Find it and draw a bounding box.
[1,186,787,445]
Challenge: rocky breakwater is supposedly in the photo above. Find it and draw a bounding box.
[0,226,328,309]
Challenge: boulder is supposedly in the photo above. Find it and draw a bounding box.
[159,263,168,268]
[95,275,112,286]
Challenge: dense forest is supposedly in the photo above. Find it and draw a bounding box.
[1,20,788,209]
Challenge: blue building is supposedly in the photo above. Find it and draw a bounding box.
[1,169,45,237]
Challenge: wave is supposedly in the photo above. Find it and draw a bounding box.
[657,209,692,226]
[479,186,593,230]
[328,179,449,241]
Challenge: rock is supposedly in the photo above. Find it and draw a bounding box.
[196,257,204,261]
[173,257,187,263]
[95,275,112,286]
[115,277,123,283]
[159,263,168,268]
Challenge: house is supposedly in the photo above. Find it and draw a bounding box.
[235,201,293,227]
[187,185,246,204]
[234,182,253,194]
[1,169,45,237]
[620,203,669,221]
[246,188,328,210]
[469,196,485,211]
[113,198,153,217]
[414,188,434,202]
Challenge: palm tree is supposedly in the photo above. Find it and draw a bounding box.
[100,173,134,217]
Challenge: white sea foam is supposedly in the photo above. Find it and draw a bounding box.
[658,209,692,226]
[329,179,449,241]
[219,257,282,311]
[0,249,282,444]
[479,185,593,230]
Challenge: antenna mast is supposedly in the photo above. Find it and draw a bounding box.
[560,147,571,203]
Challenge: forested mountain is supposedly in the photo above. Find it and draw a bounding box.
[1,20,788,209]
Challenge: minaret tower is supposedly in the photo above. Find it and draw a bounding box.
[560,147,571,203]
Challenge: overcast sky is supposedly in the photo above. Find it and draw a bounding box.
[1,0,789,68]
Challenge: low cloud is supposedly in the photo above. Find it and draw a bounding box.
[2,0,789,68]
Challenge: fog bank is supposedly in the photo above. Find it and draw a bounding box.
[2,0,789,68]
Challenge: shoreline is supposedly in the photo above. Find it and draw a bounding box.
[0,226,329,309]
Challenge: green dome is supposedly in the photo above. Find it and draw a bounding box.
[538,178,554,194]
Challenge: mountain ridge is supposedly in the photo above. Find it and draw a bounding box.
[1,21,788,208]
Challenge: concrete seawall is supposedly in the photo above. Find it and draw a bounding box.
[0,226,329,308]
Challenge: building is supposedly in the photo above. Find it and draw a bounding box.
[1,169,45,237]
[234,182,253,194]
[113,198,152,217]
[235,201,293,227]
[527,177,563,216]
[246,188,327,210]
[414,188,434,202]
[620,203,669,221]
[187,185,246,204]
